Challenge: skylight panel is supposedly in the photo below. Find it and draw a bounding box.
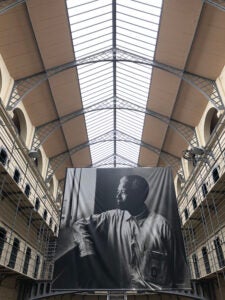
[117,141,140,163]
[90,141,114,163]
[85,110,114,140]
[93,156,115,168]
[66,0,162,167]
[93,154,137,168]
[117,110,144,139]
[116,0,161,59]
[79,66,112,85]
[116,80,147,98]
[68,0,112,58]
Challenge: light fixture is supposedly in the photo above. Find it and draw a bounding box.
[28,149,39,159]
[190,147,205,156]
[182,147,205,160]
[182,147,206,167]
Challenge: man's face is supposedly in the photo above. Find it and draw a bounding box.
[116,177,133,210]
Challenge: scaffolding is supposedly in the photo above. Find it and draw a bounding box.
[0,111,59,282]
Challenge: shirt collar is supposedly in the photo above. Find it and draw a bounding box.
[121,205,149,221]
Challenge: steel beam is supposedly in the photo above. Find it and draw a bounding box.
[7,48,224,112]
[0,0,25,15]
[45,130,181,182]
[28,281,207,300]
[92,153,140,168]
[205,0,225,11]
[30,97,196,151]
[1,0,225,15]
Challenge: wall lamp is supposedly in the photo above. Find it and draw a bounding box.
[182,147,206,166]
[28,149,39,159]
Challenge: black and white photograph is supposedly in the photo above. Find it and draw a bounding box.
[52,167,190,291]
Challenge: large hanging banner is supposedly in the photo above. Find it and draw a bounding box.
[52,167,190,290]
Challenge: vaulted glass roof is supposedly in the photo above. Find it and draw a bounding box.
[66,0,163,167]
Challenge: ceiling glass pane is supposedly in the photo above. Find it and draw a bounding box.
[93,154,137,168]
[66,0,163,167]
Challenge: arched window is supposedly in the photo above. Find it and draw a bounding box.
[45,282,50,294]
[210,110,219,134]
[13,168,21,183]
[214,237,225,268]
[24,184,31,198]
[23,247,31,274]
[0,148,8,166]
[192,253,200,278]
[192,197,197,210]
[202,246,211,274]
[204,108,219,144]
[33,255,40,278]
[35,198,40,211]
[49,217,52,229]
[0,227,6,257]
[8,238,20,269]
[12,108,27,143]
[32,284,38,297]
[39,283,44,295]
[202,183,208,198]
[43,209,47,221]
[184,208,189,220]
[212,167,219,183]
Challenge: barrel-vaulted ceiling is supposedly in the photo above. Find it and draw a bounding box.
[0,0,225,183]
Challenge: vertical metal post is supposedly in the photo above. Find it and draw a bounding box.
[19,208,33,274]
[3,193,22,266]
[196,168,219,274]
[36,221,45,253]
[194,141,224,299]
[0,172,7,201]
[112,0,117,167]
[21,159,29,191]
[180,193,193,270]
[210,129,225,239]
[42,229,52,280]
[8,132,17,163]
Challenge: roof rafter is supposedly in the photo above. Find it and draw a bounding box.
[7,48,224,112]
[45,129,181,182]
[1,0,225,15]
[30,97,196,151]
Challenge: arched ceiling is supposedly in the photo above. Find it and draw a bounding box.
[0,0,225,184]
